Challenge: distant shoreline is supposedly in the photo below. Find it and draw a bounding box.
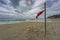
[0,20,52,25]
[0,21,21,25]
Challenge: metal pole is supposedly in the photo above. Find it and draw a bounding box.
[44,2,46,37]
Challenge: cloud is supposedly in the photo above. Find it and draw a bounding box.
[47,0,60,16]
[0,0,6,5]
[19,0,27,7]
[0,0,60,20]
[32,0,46,8]
[10,0,19,8]
[2,0,11,5]
[0,0,20,19]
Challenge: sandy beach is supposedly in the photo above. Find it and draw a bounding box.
[0,18,60,40]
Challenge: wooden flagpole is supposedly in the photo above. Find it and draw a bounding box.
[44,2,46,37]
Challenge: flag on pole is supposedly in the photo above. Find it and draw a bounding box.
[36,9,45,19]
[35,0,47,37]
[35,0,46,19]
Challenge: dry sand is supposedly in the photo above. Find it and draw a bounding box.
[0,18,60,40]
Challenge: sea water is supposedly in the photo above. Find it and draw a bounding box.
[0,21,21,25]
[0,19,51,25]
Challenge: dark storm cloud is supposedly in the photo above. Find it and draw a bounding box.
[46,0,59,8]
[10,0,20,8]
[0,0,7,5]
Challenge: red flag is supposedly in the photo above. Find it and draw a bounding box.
[36,9,45,19]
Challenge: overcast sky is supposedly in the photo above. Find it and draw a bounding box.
[0,0,60,19]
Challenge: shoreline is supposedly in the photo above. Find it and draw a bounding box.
[0,20,52,25]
